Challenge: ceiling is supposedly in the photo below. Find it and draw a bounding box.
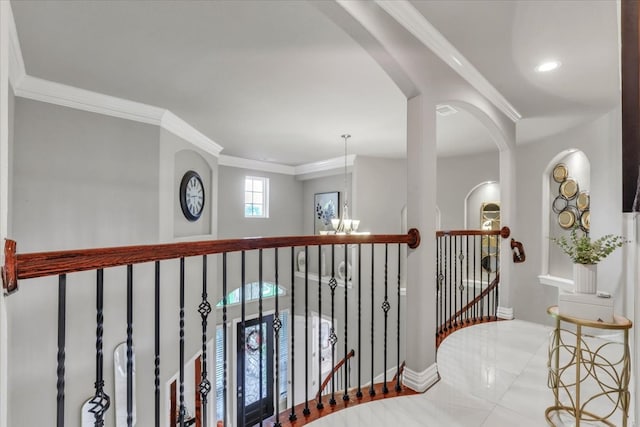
[10,0,620,166]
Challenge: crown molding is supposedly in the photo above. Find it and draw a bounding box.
[374,0,522,122]
[7,2,25,88]
[218,155,295,175]
[161,111,223,156]
[294,154,355,176]
[14,75,224,157]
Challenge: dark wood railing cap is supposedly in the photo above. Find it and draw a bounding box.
[2,230,421,292]
[436,226,510,238]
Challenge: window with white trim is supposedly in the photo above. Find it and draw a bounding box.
[244,176,269,218]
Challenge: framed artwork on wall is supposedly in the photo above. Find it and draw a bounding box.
[314,192,339,234]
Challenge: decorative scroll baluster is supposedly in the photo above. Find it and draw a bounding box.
[127,264,134,427]
[317,245,324,410]
[199,255,212,427]
[259,249,265,425]
[178,260,186,427]
[273,248,282,427]
[222,253,228,427]
[303,246,310,416]
[89,269,110,426]
[396,243,402,392]
[154,262,160,427]
[342,243,349,402]
[329,245,338,406]
[381,244,389,394]
[369,244,375,397]
[356,244,362,399]
[56,274,66,427]
[289,248,297,422]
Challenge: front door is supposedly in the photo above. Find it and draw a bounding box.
[237,315,274,427]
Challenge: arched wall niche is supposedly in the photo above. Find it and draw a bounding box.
[464,181,500,229]
[539,148,591,288]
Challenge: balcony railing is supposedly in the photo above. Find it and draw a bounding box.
[435,227,511,346]
[2,229,419,427]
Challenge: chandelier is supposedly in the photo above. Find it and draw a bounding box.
[331,134,360,234]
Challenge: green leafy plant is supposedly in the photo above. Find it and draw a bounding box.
[551,226,625,264]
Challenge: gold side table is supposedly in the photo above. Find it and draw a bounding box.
[546,306,632,426]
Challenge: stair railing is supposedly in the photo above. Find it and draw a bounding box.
[435,227,510,346]
[2,229,419,427]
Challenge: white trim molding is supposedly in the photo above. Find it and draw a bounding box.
[218,155,295,175]
[402,362,439,392]
[7,1,25,88]
[497,306,514,320]
[294,154,355,177]
[374,0,522,123]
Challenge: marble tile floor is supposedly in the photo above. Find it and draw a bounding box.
[306,319,629,427]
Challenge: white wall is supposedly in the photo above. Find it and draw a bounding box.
[437,151,499,230]
[513,108,623,325]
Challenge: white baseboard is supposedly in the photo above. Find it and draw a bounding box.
[402,362,439,392]
[497,306,514,320]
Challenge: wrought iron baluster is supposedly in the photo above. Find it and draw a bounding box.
[199,255,212,427]
[289,247,297,421]
[154,262,160,427]
[240,251,246,427]
[222,253,228,427]
[436,236,440,339]
[343,243,349,402]
[465,236,469,324]
[396,243,402,392]
[446,236,450,331]
[178,260,185,427]
[369,243,375,397]
[259,249,265,425]
[56,274,66,427]
[273,248,282,427]
[356,244,363,398]
[303,246,310,416]
[89,269,110,426]
[382,244,389,394]
[329,245,338,405]
[473,236,477,321]
[317,245,324,410]
[453,236,458,327]
[127,264,134,427]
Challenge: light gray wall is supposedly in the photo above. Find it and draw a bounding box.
[7,99,220,427]
[353,156,406,234]
[437,151,500,230]
[302,172,350,235]
[218,166,303,239]
[9,99,162,426]
[513,108,623,325]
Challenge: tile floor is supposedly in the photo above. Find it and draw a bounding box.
[306,319,630,426]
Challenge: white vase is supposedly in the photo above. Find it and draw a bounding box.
[573,263,597,294]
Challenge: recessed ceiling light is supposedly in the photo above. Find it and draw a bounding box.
[535,60,561,73]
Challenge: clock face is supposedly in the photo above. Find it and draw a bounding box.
[179,171,205,221]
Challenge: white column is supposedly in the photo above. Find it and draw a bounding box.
[403,94,438,391]
[497,147,515,319]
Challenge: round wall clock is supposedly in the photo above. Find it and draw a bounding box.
[179,170,205,221]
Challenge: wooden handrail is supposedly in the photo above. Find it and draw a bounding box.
[2,229,420,294]
[315,349,355,402]
[436,226,510,239]
[440,273,500,331]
